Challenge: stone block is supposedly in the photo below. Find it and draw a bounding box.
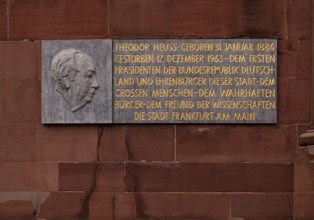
[231,193,293,219]
[59,163,97,191]
[0,41,39,79]
[176,125,296,162]
[109,0,168,38]
[287,0,312,39]
[38,192,88,219]
[0,125,37,162]
[278,78,311,124]
[133,193,229,220]
[0,0,6,40]
[278,40,312,79]
[0,163,58,191]
[0,200,35,219]
[89,192,136,220]
[36,125,98,162]
[295,163,314,192]
[9,0,108,40]
[169,0,286,38]
[1,79,40,123]
[125,163,293,192]
[95,163,125,192]
[99,125,175,161]
[295,193,314,220]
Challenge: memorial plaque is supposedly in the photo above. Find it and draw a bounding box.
[113,39,277,123]
[42,40,112,124]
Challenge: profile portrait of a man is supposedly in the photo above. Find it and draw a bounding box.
[49,48,99,112]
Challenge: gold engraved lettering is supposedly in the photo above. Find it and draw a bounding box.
[171,112,214,120]
[153,43,178,51]
[256,43,275,51]
[115,43,150,52]
[114,78,134,86]
[114,54,154,63]
[147,112,169,120]
[152,89,194,97]
[220,89,275,98]
[223,43,253,51]
[249,54,275,63]
[198,89,216,97]
[155,77,207,86]
[234,77,257,85]
[114,66,161,75]
[114,100,143,109]
[211,100,276,109]
[136,77,154,85]
[216,113,230,120]
[196,101,210,109]
[115,89,148,97]
[229,54,246,62]
[234,112,256,121]
[181,43,214,51]
[165,100,194,109]
[134,112,145,120]
[145,101,162,109]
[166,54,205,63]
[208,77,232,85]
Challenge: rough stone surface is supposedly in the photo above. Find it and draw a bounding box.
[109,0,169,38]
[38,192,89,219]
[99,125,175,161]
[295,193,314,220]
[1,79,40,123]
[89,192,136,220]
[125,163,293,192]
[9,0,108,40]
[0,163,58,191]
[169,0,286,38]
[95,163,125,192]
[287,0,312,39]
[0,200,35,219]
[36,125,98,161]
[0,41,39,79]
[0,125,37,162]
[0,0,6,40]
[176,125,296,162]
[278,78,311,124]
[278,40,312,79]
[42,40,112,123]
[59,163,97,191]
[231,193,293,219]
[133,193,230,220]
[295,163,314,192]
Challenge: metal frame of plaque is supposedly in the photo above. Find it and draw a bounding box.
[42,39,277,124]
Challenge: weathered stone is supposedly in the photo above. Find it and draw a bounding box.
[42,40,112,123]
[9,0,108,40]
[176,125,296,162]
[0,163,58,191]
[109,0,169,38]
[125,163,293,192]
[231,193,293,219]
[169,0,286,38]
[36,125,98,162]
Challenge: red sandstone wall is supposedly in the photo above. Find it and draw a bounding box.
[0,0,313,219]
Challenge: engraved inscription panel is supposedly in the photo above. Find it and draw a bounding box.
[113,39,277,123]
